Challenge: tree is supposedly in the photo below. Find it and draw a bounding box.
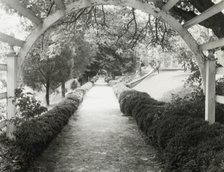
[54,45,73,97]
[84,43,137,79]
[23,45,74,105]
[6,0,221,88]
[71,34,94,80]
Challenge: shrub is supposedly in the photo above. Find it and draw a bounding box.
[117,88,224,171]
[119,90,138,115]
[15,93,79,157]
[15,88,47,120]
[70,79,79,90]
[119,90,135,114]
[216,78,224,95]
[165,88,224,123]
[14,98,77,159]
[90,76,99,83]
[163,121,223,171]
[164,88,205,119]
[104,76,112,83]
[13,82,93,170]
[148,115,198,149]
[208,150,224,171]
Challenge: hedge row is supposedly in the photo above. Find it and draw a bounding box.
[14,82,93,168]
[118,89,224,171]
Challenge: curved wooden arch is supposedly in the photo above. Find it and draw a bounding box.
[1,0,224,128]
[1,0,206,82]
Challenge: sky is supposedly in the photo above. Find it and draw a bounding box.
[0,3,31,60]
[0,3,30,40]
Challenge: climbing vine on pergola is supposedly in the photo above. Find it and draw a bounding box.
[0,0,224,138]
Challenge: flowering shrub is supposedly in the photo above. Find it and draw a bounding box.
[0,100,6,121]
[15,88,47,121]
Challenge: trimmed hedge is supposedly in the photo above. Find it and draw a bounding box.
[117,88,224,171]
[14,82,93,168]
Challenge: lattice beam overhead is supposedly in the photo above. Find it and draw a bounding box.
[162,0,179,12]
[54,0,66,10]
[0,32,24,47]
[183,0,224,29]
[0,0,42,26]
[200,37,224,50]
[15,0,205,88]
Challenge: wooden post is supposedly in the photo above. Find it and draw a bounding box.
[205,52,216,124]
[6,46,17,139]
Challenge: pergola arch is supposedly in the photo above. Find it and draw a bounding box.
[0,0,224,137]
[1,0,207,82]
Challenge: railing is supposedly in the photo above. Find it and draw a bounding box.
[0,35,20,139]
[0,63,7,130]
[0,46,17,139]
[126,69,155,88]
[216,66,224,105]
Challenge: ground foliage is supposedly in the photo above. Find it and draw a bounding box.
[114,84,224,171]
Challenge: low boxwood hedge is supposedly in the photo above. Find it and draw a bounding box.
[13,82,93,171]
[117,88,224,171]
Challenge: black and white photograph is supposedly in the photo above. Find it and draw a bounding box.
[0,0,224,171]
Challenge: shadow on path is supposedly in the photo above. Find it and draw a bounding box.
[28,84,161,172]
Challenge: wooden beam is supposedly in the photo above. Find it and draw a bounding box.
[183,0,224,29]
[0,64,7,71]
[216,95,224,104]
[6,49,17,139]
[158,10,206,87]
[1,0,42,26]
[0,32,24,47]
[126,69,155,88]
[0,120,6,129]
[200,37,224,50]
[0,92,7,100]
[205,60,216,124]
[54,0,66,10]
[162,0,179,12]
[217,67,224,75]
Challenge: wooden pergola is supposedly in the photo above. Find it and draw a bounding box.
[0,0,224,139]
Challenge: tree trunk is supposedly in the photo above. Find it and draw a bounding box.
[46,82,50,106]
[61,81,65,98]
[112,74,115,80]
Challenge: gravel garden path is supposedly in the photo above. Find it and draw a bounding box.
[28,80,161,172]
